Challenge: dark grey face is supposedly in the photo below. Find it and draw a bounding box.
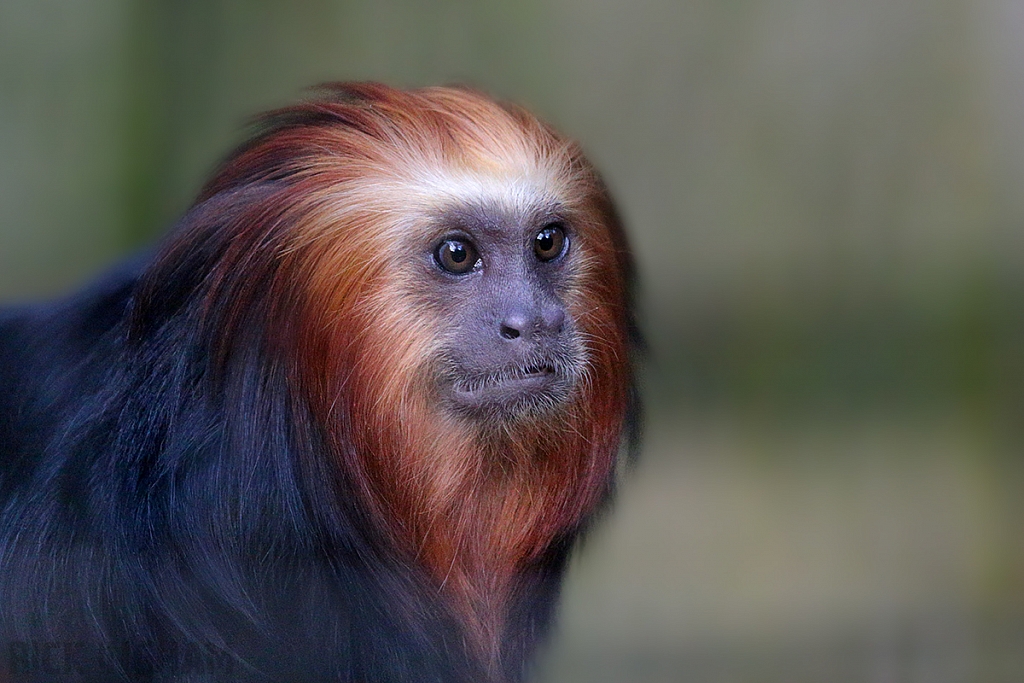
[423,204,585,422]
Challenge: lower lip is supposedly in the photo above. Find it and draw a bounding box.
[452,370,559,405]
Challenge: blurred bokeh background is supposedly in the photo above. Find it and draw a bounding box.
[2,0,1024,680]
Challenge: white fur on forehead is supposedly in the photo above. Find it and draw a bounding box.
[399,140,577,215]
[330,163,574,237]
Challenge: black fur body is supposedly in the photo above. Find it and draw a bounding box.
[0,259,570,683]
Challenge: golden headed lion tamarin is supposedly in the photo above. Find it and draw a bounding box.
[0,83,639,683]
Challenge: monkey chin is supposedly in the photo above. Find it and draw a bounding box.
[447,362,575,423]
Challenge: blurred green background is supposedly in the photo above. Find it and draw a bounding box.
[2,0,1024,681]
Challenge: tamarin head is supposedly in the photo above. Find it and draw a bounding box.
[146,82,636,661]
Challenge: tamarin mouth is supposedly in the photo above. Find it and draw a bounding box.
[451,363,565,409]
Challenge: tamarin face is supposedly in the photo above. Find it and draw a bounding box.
[422,203,586,422]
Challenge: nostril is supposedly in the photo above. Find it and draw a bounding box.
[542,307,566,333]
[500,311,529,340]
[500,324,521,340]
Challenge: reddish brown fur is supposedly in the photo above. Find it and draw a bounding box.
[163,84,633,671]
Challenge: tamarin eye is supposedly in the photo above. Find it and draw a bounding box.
[436,239,480,274]
[534,224,567,262]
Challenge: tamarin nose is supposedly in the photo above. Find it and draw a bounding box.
[499,305,565,341]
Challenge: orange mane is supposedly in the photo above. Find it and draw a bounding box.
[183,83,634,669]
